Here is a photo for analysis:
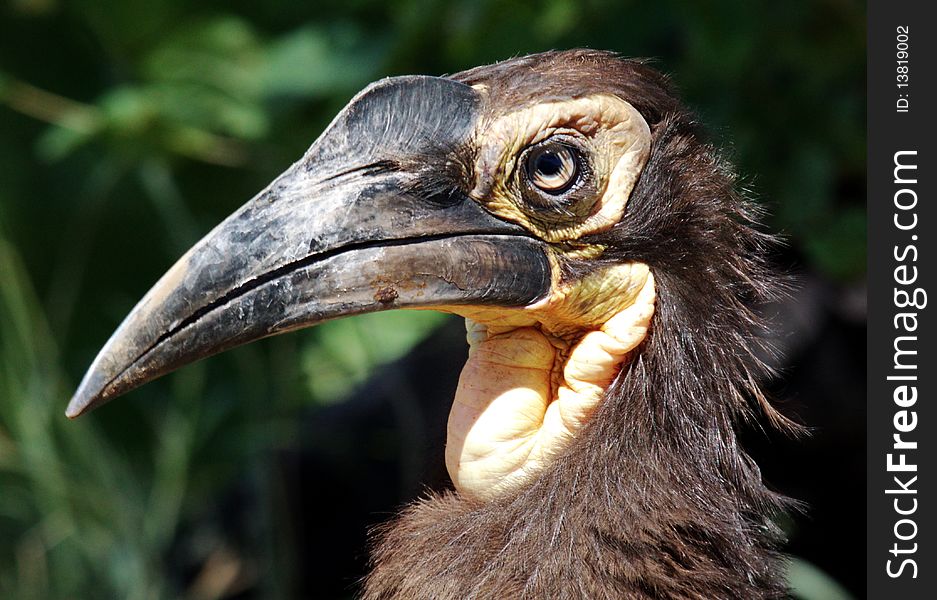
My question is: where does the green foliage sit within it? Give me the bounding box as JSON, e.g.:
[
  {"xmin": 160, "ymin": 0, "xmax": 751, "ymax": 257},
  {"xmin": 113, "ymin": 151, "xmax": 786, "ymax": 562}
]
[
  {"xmin": 1, "ymin": 230, "xmax": 164, "ymax": 599},
  {"xmin": 303, "ymin": 311, "xmax": 450, "ymax": 403},
  {"xmin": 0, "ymin": 0, "xmax": 864, "ymax": 597},
  {"xmin": 787, "ymin": 556, "xmax": 855, "ymax": 600}
]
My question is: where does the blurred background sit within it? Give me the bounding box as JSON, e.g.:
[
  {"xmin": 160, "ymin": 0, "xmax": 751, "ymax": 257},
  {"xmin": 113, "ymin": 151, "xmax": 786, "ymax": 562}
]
[{"xmin": 0, "ymin": 1, "xmax": 865, "ymax": 599}]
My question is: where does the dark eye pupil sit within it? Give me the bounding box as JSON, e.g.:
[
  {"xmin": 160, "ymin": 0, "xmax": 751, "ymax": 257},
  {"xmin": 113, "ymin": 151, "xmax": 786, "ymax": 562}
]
[
  {"xmin": 536, "ymin": 152, "xmax": 563, "ymax": 176},
  {"xmin": 524, "ymin": 140, "xmax": 581, "ymax": 197}
]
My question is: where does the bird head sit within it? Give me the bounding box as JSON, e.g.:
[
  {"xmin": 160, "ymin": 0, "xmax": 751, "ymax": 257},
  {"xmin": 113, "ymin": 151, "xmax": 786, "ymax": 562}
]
[{"xmin": 68, "ymin": 51, "xmax": 781, "ymax": 501}]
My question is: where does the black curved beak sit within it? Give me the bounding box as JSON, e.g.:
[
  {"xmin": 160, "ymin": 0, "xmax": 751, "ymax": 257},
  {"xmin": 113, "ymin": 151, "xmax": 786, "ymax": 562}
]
[{"xmin": 67, "ymin": 76, "xmax": 551, "ymax": 418}]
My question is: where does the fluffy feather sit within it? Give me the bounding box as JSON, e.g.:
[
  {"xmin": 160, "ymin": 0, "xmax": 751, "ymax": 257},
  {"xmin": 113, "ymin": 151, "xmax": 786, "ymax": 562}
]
[{"xmin": 363, "ymin": 51, "xmax": 792, "ymax": 599}]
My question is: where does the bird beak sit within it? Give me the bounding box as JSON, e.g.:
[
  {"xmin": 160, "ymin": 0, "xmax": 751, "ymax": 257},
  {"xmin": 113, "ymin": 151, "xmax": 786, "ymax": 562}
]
[{"xmin": 67, "ymin": 76, "xmax": 551, "ymax": 418}]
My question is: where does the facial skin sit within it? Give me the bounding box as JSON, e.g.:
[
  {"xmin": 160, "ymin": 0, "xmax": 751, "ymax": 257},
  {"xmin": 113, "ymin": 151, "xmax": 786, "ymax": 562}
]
[
  {"xmin": 441, "ymin": 94, "xmax": 657, "ymax": 501},
  {"xmin": 469, "ymin": 93, "xmax": 652, "ymax": 242}
]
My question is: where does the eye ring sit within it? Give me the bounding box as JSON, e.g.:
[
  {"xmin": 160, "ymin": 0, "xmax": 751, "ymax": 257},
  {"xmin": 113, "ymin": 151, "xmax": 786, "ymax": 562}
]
[{"xmin": 525, "ymin": 141, "xmax": 580, "ymax": 195}]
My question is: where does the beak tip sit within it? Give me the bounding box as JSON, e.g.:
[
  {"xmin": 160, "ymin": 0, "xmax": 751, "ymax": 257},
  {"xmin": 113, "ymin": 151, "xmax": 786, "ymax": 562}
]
[
  {"xmin": 66, "ymin": 369, "xmax": 111, "ymax": 419},
  {"xmin": 65, "ymin": 389, "xmax": 96, "ymax": 419},
  {"xmin": 64, "ymin": 399, "xmax": 85, "ymax": 419}
]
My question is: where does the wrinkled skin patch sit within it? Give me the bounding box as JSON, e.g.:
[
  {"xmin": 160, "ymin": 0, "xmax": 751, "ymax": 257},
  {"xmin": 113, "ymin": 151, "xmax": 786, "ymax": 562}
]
[
  {"xmin": 439, "ymin": 95, "xmax": 656, "ymax": 501},
  {"xmin": 469, "ymin": 94, "xmax": 651, "ymax": 243},
  {"xmin": 445, "ymin": 264, "xmax": 656, "ymax": 501}
]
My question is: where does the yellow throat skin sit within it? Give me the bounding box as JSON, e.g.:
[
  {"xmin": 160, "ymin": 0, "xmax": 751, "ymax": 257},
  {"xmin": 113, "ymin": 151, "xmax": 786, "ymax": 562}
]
[{"xmin": 446, "ymin": 262, "xmax": 656, "ymax": 501}]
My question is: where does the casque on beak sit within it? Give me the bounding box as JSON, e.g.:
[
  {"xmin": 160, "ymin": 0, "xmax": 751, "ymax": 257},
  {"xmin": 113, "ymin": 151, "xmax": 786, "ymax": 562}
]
[{"xmin": 67, "ymin": 75, "xmax": 552, "ymax": 418}]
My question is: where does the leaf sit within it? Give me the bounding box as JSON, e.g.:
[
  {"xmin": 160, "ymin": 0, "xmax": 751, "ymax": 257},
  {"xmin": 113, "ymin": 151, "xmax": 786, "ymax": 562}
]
[
  {"xmin": 301, "ymin": 311, "xmax": 450, "ymax": 403},
  {"xmin": 262, "ymin": 23, "xmax": 388, "ymax": 99},
  {"xmin": 786, "ymin": 556, "xmax": 854, "ymax": 600},
  {"xmin": 143, "ymin": 15, "xmax": 265, "ymax": 100}
]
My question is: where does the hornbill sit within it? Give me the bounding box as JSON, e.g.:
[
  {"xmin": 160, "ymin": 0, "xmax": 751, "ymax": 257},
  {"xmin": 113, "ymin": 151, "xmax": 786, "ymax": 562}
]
[{"xmin": 68, "ymin": 50, "xmax": 792, "ymax": 598}]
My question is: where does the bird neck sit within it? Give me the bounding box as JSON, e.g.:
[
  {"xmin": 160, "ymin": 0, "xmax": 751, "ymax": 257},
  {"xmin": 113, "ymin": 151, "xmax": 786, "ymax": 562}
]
[
  {"xmin": 552, "ymin": 273, "xmax": 788, "ymax": 596},
  {"xmin": 364, "ymin": 293, "xmax": 789, "ymax": 599}
]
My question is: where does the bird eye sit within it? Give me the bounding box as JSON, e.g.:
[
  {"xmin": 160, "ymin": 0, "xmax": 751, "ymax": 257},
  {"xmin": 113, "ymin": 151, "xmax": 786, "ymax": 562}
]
[{"xmin": 525, "ymin": 142, "xmax": 579, "ymax": 194}]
